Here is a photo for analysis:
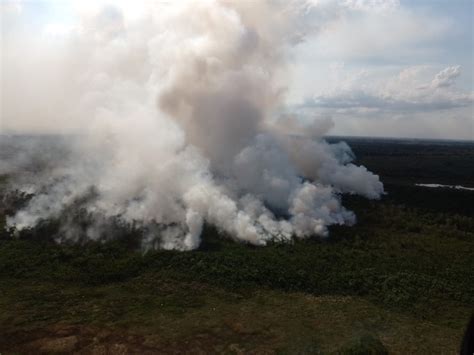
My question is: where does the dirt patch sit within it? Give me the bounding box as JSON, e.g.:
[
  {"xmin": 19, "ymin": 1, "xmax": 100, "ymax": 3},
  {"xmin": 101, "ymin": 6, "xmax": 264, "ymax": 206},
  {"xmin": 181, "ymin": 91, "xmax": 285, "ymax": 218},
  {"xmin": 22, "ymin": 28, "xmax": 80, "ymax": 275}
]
[
  {"xmin": 33, "ymin": 335, "xmax": 78, "ymax": 353},
  {"xmin": 1, "ymin": 324, "xmax": 158, "ymax": 354},
  {"xmin": 0, "ymin": 323, "xmax": 275, "ymax": 354}
]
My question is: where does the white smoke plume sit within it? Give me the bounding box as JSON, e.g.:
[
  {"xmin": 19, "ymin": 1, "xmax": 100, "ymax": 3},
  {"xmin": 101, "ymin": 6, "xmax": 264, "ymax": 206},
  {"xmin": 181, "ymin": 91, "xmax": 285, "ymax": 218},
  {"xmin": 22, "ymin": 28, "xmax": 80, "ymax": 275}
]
[{"xmin": 1, "ymin": 0, "xmax": 384, "ymax": 250}]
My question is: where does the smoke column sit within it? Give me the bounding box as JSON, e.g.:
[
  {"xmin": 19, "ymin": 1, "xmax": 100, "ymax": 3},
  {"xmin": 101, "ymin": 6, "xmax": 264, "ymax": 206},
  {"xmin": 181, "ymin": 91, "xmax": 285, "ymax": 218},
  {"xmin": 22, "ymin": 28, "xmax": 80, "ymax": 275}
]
[{"xmin": 1, "ymin": 0, "xmax": 384, "ymax": 250}]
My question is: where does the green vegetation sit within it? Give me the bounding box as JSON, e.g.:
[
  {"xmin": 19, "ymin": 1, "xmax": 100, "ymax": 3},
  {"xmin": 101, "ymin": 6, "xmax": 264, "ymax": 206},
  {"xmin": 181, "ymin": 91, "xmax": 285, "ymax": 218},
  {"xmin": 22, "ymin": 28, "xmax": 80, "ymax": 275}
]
[
  {"xmin": 0, "ymin": 140, "xmax": 473, "ymax": 353},
  {"xmin": 0, "ymin": 191, "xmax": 472, "ymax": 353},
  {"xmin": 343, "ymin": 138, "xmax": 474, "ymax": 187}
]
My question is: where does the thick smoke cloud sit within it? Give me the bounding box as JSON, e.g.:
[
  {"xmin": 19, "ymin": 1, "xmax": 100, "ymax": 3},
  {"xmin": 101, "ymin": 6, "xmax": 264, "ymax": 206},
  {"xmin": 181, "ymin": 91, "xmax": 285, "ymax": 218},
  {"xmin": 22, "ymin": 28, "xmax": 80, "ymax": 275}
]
[{"xmin": 1, "ymin": 0, "xmax": 383, "ymax": 250}]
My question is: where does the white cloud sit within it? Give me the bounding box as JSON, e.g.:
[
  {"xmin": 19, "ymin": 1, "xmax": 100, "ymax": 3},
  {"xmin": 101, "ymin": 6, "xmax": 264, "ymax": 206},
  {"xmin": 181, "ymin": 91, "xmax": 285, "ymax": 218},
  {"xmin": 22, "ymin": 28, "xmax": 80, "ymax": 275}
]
[
  {"xmin": 304, "ymin": 65, "xmax": 473, "ymax": 112},
  {"xmin": 341, "ymin": 0, "xmax": 400, "ymax": 13},
  {"xmin": 430, "ymin": 65, "xmax": 461, "ymax": 89},
  {"xmin": 297, "ymin": 65, "xmax": 474, "ymax": 139}
]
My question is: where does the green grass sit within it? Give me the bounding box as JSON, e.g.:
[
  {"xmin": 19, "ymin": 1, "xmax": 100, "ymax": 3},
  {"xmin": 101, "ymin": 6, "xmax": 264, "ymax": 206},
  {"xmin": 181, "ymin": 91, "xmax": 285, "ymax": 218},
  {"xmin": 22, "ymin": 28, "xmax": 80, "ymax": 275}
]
[{"xmin": 0, "ymin": 185, "xmax": 473, "ymax": 353}]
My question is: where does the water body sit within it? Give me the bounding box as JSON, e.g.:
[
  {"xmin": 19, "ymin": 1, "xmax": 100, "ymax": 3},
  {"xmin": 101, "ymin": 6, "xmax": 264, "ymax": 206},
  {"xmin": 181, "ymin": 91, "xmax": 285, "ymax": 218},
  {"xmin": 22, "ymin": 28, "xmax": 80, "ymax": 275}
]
[{"xmin": 415, "ymin": 183, "xmax": 474, "ymax": 191}]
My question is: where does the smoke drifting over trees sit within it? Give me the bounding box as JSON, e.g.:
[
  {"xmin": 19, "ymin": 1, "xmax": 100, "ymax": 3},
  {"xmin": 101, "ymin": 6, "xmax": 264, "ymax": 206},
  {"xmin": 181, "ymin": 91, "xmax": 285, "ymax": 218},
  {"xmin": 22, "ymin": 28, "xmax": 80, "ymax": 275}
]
[{"xmin": 1, "ymin": 1, "xmax": 383, "ymax": 249}]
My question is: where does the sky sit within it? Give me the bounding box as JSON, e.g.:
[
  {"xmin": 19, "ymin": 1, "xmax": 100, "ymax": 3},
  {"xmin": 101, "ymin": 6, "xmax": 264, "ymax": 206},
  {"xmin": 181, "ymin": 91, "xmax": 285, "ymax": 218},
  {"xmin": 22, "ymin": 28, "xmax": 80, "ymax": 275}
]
[
  {"xmin": 1, "ymin": 0, "xmax": 473, "ymax": 140},
  {"xmin": 288, "ymin": 0, "xmax": 474, "ymax": 140}
]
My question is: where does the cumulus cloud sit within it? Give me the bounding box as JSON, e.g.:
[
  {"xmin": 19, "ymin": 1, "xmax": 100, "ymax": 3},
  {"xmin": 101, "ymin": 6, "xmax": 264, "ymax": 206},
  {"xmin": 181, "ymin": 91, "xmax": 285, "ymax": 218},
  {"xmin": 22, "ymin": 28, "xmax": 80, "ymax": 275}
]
[
  {"xmin": 296, "ymin": 64, "xmax": 473, "ymax": 140},
  {"xmin": 1, "ymin": 1, "xmax": 383, "ymax": 250},
  {"xmin": 303, "ymin": 65, "xmax": 473, "ymax": 113},
  {"xmin": 431, "ymin": 65, "xmax": 461, "ymax": 88}
]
